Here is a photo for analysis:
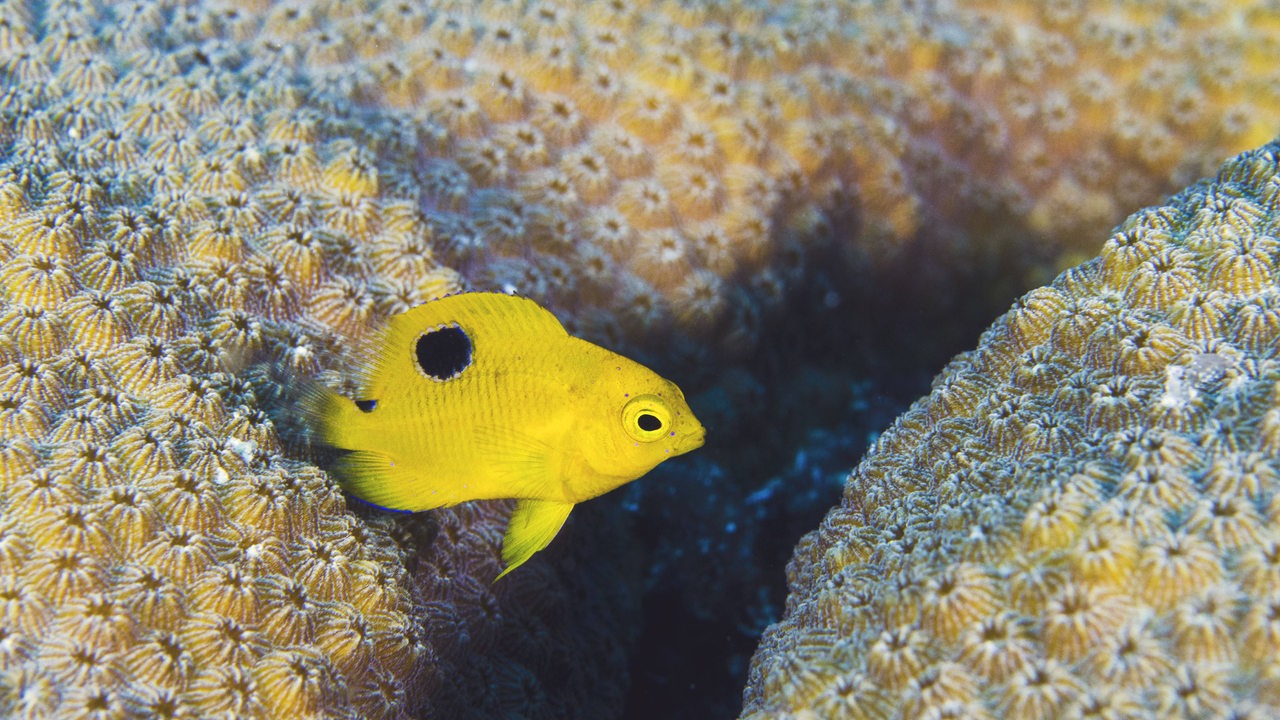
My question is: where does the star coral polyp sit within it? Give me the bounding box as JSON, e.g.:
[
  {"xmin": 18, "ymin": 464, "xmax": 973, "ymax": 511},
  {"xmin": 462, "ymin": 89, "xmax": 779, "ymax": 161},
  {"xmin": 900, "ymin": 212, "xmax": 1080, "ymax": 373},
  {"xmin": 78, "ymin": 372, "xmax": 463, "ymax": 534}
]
[{"xmin": 743, "ymin": 142, "xmax": 1280, "ymax": 718}]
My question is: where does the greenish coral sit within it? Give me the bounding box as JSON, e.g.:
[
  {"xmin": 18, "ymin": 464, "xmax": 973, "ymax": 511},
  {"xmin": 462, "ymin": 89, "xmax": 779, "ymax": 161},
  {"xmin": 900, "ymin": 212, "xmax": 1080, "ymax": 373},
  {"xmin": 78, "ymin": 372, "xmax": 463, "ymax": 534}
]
[{"xmin": 741, "ymin": 141, "xmax": 1280, "ymax": 718}]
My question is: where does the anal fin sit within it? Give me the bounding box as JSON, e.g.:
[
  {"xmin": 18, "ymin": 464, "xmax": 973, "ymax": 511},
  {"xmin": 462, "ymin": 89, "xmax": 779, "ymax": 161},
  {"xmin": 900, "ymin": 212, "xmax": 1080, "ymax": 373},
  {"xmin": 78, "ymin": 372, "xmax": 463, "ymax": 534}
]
[{"xmin": 496, "ymin": 499, "xmax": 575, "ymax": 581}]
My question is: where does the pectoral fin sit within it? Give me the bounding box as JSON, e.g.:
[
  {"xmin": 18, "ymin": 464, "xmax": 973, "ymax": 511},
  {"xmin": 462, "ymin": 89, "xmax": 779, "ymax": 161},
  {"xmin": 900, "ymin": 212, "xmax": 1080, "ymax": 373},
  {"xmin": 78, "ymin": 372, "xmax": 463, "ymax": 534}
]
[
  {"xmin": 473, "ymin": 425, "xmax": 558, "ymax": 498},
  {"xmin": 496, "ymin": 499, "xmax": 575, "ymax": 581}
]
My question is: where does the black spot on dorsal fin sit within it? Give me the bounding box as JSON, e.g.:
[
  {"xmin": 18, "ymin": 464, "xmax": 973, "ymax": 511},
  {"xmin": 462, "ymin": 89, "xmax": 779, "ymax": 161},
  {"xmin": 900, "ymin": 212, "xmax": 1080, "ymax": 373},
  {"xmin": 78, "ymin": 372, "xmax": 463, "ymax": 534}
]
[{"xmin": 415, "ymin": 324, "xmax": 472, "ymax": 381}]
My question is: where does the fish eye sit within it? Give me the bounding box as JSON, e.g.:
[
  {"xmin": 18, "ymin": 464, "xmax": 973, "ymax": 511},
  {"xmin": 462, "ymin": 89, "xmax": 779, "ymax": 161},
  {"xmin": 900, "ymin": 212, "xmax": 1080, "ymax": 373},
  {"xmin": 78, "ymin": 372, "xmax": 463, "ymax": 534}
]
[
  {"xmin": 622, "ymin": 394, "xmax": 672, "ymax": 442},
  {"xmin": 415, "ymin": 324, "xmax": 472, "ymax": 381}
]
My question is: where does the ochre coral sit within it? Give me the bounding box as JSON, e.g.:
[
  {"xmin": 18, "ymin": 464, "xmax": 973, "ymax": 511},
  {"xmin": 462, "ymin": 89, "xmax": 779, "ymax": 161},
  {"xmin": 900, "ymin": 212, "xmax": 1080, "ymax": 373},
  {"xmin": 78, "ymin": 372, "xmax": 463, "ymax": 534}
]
[
  {"xmin": 741, "ymin": 142, "xmax": 1280, "ymax": 717},
  {"xmin": 231, "ymin": 0, "xmax": 1280, "ymax": 362},
  {"xmin": 0, "ymin": 1, "xmax": 632, "ymax": 718}
]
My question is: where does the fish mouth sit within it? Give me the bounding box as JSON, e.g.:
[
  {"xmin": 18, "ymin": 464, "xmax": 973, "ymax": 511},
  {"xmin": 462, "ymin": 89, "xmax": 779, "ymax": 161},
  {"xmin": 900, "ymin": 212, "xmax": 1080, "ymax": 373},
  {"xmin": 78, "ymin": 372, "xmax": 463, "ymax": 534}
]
[{"xmin": 675, "ymin": 425, "xmax": 707, "ymax": 454}]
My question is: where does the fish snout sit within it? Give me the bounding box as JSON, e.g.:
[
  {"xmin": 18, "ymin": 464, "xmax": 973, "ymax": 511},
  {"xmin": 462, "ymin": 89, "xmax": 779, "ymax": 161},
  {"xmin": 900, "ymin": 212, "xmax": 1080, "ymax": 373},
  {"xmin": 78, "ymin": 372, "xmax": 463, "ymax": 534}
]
[{"xmin": 676, "ymin": 424, "xmax": 707, "ymax": 454}]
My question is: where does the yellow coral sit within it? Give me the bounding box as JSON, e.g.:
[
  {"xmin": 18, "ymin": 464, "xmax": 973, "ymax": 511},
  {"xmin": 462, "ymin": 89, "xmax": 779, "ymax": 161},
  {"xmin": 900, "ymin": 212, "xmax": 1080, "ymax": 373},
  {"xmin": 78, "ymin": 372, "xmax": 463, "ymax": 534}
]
[{"xmin": 742, "ymin": 142, "xmax": 1280, "ymax": 717}]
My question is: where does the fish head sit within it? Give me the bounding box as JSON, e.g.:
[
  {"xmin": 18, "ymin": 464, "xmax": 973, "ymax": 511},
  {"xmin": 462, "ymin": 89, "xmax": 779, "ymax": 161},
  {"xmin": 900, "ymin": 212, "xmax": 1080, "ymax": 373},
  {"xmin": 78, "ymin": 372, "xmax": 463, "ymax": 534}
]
[{"xmin": 576, "ymin": 359, "xmax": 706, "ymax": 484}]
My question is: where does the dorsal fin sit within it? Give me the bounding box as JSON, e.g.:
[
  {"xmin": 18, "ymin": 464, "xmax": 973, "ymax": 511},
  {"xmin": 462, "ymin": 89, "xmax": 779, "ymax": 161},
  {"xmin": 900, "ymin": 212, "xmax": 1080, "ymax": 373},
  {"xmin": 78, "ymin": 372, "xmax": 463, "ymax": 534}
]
[{"xmin": 353, "ymin": 292, "xmax": 567, "ymax": 398}]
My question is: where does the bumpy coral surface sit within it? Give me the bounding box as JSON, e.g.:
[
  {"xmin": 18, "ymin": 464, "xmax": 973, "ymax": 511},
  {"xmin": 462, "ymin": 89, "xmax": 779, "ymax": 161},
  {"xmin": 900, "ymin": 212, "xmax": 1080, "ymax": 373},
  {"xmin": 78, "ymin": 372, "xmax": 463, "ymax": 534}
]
[
  {"xmin": 4, "ymin": 0, "xmax": 1279, "ymax": 717},
  {"xmin": 221, "ymin": 0, "xmax": 1280, "ymax": 366},
  {"xmin": 742, "ymin": 142, "xmax": 1280, "ymax": 718},
  {"xmin": 0, "ymin": 0, "xmax": 632, "ymax": 718}
]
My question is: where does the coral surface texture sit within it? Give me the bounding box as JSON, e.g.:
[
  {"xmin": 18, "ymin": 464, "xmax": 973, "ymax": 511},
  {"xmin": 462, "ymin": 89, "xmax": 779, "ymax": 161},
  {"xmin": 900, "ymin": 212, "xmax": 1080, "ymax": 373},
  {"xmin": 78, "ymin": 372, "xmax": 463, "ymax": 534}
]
[
  {"xmin": 2, "ymin": 0, "xmax": 1280, "ymax": 718},
  {"xmin": 743, "ymin": 142, "xmax": 1280, "ymax": 718},
  {"xmin": 0, "ymin": 0, "xmax": 638, "ymax": 718}
]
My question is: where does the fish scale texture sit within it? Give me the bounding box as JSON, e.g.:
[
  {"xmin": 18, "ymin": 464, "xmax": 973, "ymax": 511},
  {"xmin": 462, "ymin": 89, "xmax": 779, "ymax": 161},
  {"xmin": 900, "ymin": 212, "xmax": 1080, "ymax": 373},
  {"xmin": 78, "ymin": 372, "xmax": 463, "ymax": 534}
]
[{"xmin": 741, "ymin": 142, "xmax": 1280, "ymax": 718}]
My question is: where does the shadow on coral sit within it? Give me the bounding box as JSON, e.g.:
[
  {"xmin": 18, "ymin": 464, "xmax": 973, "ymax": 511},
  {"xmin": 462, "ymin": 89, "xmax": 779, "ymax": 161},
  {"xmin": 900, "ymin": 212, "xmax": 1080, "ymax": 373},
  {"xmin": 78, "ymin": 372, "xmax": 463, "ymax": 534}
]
[{"xmin": 616, "ymin": 237, "xmax": 1018, "ymax": 719}]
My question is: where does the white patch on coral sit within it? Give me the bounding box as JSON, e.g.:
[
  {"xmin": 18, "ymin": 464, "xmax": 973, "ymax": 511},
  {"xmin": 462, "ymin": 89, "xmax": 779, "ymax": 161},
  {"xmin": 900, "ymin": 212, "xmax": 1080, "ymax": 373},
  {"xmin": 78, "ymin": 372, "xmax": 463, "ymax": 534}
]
[
  {"xmin": 967, "ymin": 524, "xmax": 988, "ymax": 543},
  {"xmin": 1160, "ymin": 366, "xmax": 1192, "ymax": 408},
  {"xmin": 226, "ymin": 436, "xmax": 257, "ymax": 464},
  {"xmin": 1161, "ymin": 353, "xmax": 1233, "ymax": 408}
]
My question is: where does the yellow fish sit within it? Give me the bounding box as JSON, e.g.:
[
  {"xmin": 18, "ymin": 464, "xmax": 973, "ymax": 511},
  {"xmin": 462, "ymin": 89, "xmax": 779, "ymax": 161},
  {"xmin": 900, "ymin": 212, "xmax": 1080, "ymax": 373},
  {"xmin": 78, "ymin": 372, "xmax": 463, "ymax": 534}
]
[{"xmin": 305, "ymin": 292, "xmax": 706, "ymax": 579}]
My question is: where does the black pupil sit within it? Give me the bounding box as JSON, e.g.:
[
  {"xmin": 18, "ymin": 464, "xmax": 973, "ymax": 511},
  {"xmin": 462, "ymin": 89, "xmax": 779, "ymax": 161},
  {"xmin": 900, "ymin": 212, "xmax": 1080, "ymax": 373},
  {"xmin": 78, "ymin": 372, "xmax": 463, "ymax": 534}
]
[
  {"xmin": 416, "ymin": 326, "xmax": 472, "ymax": 380},
  {"xmin": 637, "ymin": 413, "xmax": 662, "ymax": 432}
]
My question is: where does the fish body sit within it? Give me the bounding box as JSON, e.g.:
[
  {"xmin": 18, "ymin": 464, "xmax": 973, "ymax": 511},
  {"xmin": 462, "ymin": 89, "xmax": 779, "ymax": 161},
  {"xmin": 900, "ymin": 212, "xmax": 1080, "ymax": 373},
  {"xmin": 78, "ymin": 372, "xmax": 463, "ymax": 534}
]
[{"xmin": 305, "ymin": 292, "xmax": 705, "ymax": 578}]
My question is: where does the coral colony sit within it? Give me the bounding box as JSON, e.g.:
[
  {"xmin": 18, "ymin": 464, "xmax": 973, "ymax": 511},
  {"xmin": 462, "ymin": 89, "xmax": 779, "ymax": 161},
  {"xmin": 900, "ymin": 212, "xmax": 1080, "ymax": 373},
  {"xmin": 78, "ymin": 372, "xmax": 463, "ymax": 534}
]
[
  {"xmin": 0, "ymin": 0, "xmax": 1278, "ymax": 717},
  {"xmin": 744, "ymin": 144, "xmax": 1280, "ymax": 718}
]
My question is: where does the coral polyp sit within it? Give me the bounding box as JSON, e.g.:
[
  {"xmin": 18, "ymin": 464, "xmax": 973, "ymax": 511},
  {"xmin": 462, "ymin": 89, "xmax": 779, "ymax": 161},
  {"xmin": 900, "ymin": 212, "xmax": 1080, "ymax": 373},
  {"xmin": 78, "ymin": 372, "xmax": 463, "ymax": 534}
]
[
  {"xmin": 743, "ymin": 143, "xmax": 1280, "ymax": 718},
  {"xmin": 0, "ymin": 0, "xmax": 649, "ymax": 715}
]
